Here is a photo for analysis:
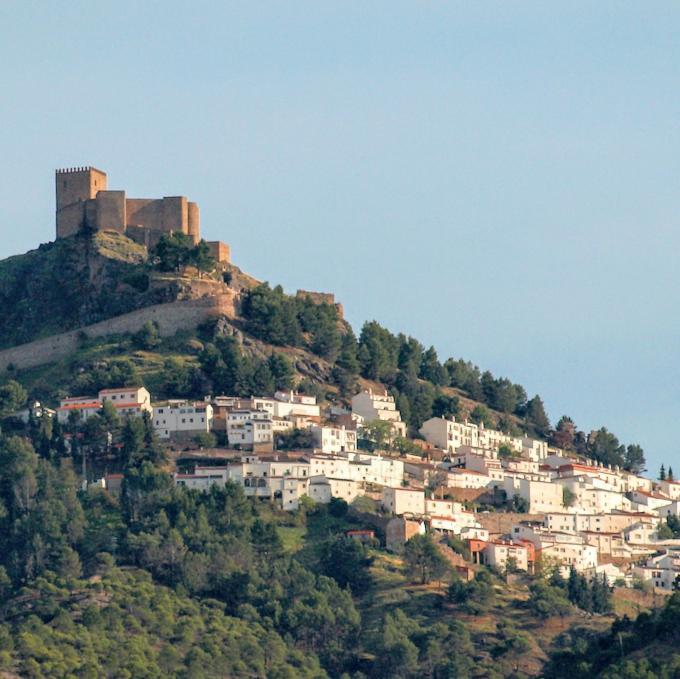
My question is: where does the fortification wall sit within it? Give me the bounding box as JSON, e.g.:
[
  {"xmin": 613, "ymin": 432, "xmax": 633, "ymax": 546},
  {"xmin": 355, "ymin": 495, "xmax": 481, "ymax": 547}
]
[{"xmin": 0, "ymin": 293, "xmax": 236, "ymax": 373}]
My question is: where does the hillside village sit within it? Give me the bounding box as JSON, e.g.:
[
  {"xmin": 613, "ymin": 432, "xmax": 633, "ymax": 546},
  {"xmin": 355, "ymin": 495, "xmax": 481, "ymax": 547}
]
[
  {"xmin": 3, "ymin": 166, "xmax": 680, "ymax": 677},
  {"xmin": 27, "ymin": 380, "xmax": 680, "ymax": 593}
]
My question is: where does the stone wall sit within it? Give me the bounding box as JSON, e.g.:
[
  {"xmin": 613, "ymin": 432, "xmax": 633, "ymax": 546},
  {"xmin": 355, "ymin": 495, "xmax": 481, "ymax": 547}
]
[{"xmin": 0, "ymin": 292, "xmax": 236, "ymax": 373}]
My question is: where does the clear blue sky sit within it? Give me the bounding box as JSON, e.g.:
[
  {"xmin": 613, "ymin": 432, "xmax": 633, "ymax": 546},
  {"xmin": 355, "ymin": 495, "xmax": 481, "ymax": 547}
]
[{"xmin": 1, "ymin": 2, "xmax": 679, "ymax": 475}]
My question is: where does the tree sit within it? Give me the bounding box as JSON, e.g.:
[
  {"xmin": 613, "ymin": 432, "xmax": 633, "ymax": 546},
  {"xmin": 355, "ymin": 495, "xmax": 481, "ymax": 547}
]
[
  {"xmin": 525, "ymin": 395, "xmax": 551, "ymax": 437},
  {"xmin": 624, "ymin": 444, "xmax": 645, "ymax": 474},
  {"xmin": 563, "ymin": 487, "xmax": 576, "ymax": 508},
  {"xmin": 403, "ymin": 534, "xmax": 449, "ymax": 584},
  {"xmin": 420, "ymin": 347, "xmax": 448, "ymax": 386},
  {"xmin": 0, "ymin": 380, "xmax": 27, "ymax": 419},
  {"xmin": 193, "ymin": 432, "xmax": 217, "ymax": 449},
  {"xmin": 319, "ymin": 536, "xmax": 373, "ymax": 595},
  {"xmin": 511, "ymin": 494, "xmax": 529, "ymax": 513},
  {"xmin": 591, "ymin": 573, "xmax": 612, "ymax": 613},
  {"xmin": 552, "ymin": 416, "xmax": 576, "ymax": 450},
  {"xmin": 498, "ymin": 444, "xmax": 519, "ymax": 460},
  {"xmin": 267, "ymin": 354, "xmax": 295, "ymax": 390},
  {"xmin": 188, "ymin": 240, "xmax": 216, "ymax": 276},
  {"xmin": 567, "ymin": 566, "xmax": 592, "ymax": 611},
  {"xmin": 360, "ymin": 419, "xmax": 394, "ymax": 451},
  {"xmin": 134, "ymin": 321, "xmax": 160, "ymax": 350},
  {"xmin": 669, "ymin": 466, "xmax": 675, "ymax": 482},
  {"xmin": 153, "ymin": 231, "xmax": 194, "ymax": 272},
  {"xmin": 431, "ymin": 392, "xmax": 459, "ymax": 419},
  {"xmin": 275, "ymin": 428, "xmax": 314, "ymax": 451},
  {"xmin": 469, "ymin": 405, "xmax": 493, "ymax": 428},
  {"xmin": 528, "ymin": 580, "xmax": 572, "ymax": 618},
  {"xmin": 660, "ymin": 464, "xmax": 667, "ymax": 481}
]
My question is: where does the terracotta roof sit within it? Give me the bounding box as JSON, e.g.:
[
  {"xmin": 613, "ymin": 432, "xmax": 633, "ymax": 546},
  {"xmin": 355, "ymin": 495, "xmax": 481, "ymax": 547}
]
[{"xmin": 57, "ymin": 402, "xmax": 101, "ymax": 411}]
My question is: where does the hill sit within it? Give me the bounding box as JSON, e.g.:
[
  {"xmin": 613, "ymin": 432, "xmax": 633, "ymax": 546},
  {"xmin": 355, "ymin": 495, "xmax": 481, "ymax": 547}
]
[
  {"xmin": 0, "ymin": 231, "xmax": 646, "ymax": 472},
  {"xmin": 0, "ymin": 231, "xmax": 665, "ymax": 678}
]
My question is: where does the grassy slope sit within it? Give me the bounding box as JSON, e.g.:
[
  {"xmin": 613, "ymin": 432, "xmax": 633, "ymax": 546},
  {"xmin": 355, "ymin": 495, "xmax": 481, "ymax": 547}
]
[{"xmin": 277, "ymin": 510, "xmax": 656, "ymax": 678}]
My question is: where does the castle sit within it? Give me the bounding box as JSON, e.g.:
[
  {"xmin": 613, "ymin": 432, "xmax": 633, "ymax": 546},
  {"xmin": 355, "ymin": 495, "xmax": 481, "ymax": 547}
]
[{"xmin": 55, "ymin": 166, "xmax": 229, "ymax": 262}]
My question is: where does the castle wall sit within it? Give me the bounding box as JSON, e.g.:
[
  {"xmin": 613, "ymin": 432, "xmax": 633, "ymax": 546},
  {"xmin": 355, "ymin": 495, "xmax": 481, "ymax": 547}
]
[
  {"xmin": 125, "ymin": 198, "xmax": 165, "ymax": 231},
  {"xmin": 207, "ymin": 241, "xmax": 231, "ymax": 263},
  {"xmin": 188, "ymin": 202, "xmax": 200, "ymax": 243},
  {"xmin": 56, "ymin": 167, "xmax": 107, "ymax": 211},
  {"xmin": 162, "ymin": 196, "xmax": 188, "ymax": 234},
  {"xmin": 95, "ymin": 191, "xmax": 126, "ymax": 233},
  {"xmin": 56, "ymin": 202, "xmax": 85, "ymax": 238},
  {"xmin": 55, "ymin": 168, "xmax": 209, "ymax": 250},
  {"xmin": 0, "ymin": 293, "xmax": 237, "ymax": 373}
]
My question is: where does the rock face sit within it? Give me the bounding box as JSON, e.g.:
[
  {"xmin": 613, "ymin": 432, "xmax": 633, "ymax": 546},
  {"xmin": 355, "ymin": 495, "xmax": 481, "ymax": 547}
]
[{"xmin": 0, "ymin": 232, "xmax": 233, "ymax": 350}]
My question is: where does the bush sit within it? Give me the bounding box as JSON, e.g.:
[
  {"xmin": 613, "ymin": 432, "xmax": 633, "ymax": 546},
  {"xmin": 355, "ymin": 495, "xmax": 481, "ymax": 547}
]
[{"xmin": 194, "ymin": 432, "xmax": 217, "ymax": 449}]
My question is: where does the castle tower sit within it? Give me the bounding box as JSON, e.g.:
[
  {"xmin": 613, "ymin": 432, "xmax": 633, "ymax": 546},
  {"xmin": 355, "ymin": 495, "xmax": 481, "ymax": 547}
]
[{"xmin": 55, "ymin": 166, "xmax": 107, "ymax": 238}]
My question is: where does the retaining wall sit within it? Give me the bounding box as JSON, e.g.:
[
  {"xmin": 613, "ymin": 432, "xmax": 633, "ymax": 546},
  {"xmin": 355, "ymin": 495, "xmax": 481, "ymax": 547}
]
[{"xmin": 0, "ymin": 292, "xmax": 236, "ymax": 372}]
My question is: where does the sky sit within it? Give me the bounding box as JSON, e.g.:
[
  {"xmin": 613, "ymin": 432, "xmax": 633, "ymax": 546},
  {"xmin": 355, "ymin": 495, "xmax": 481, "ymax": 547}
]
[{"xmin": 1, "ymin": 2, "xmax": 679, "ymax": 475}]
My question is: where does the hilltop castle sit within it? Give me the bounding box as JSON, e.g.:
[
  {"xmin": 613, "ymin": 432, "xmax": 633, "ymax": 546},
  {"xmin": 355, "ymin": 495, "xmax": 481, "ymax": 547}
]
[{"xmin": 55, "ymin": 166, "xmax": 229, "ymax": 262}]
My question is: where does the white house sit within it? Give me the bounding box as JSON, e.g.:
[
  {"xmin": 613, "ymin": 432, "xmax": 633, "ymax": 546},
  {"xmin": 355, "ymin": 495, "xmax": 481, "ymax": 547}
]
[
  {"xmin": 227, "ymin": 409, "xmax": 274, "ymax": 449},
  {"xmin": 153, "ymin": 400, "xmax": 214, "ymax": 439},
  {"xmin": 310, "ymin": 424, "xmax": 357, "ymax": 454},
  {"xmin": 352, "ymin": 390, "xmax": 407, "ymax": 437},
  {"xmin": 56, "ymin": 386, "xmax": 152, "ymax": 424},
  {"xmin": 503, "ymin": 477, "xmax": 564, "ymax": 513},
  {"xmin": 382, "ymin": 487, "xmax": 425, "ymax": 516}
]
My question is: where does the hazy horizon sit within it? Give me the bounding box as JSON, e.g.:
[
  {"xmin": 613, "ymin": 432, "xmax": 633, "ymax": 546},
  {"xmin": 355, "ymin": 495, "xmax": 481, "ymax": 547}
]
[{"xmin": 2, "ymin": 2, "xmax": 679, "ymax": 475}]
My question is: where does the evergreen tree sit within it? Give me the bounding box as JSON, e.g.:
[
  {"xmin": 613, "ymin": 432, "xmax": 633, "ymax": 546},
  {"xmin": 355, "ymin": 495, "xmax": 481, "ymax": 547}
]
[
  {"xmin": 526, "ymin": 395, "xmax": 551, "ymax": 437},
  {"xmin": 660, "ymin": 464, "xmax": 666, "ymax": 481}
]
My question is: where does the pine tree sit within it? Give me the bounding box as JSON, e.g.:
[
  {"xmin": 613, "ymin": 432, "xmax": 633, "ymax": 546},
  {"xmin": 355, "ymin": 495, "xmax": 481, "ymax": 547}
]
[
  {"xmin": 669, "ymin": 466, "xmax": 675, "ymax": 481},
  {"xmin": 660, "ymin": 464, "xmax": 667, "ymax": 481}
]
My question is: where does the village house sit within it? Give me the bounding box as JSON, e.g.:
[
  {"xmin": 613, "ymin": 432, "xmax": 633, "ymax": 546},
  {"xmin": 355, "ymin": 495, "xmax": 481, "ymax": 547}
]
[
  {"xmin": 351, "ymin": 389, "xmax": 407, "ymax": 437},
  {"xmin": 382, "ymin": 487, "xmax": 425, "ymax": 516},
  {"xmin": 310, "ymin": 424, "xmax": 357, "ymax": 454},
  {"xmin": 152, "ymin": 400, "xmax": 213, "ymax": 440},
  {"xmin": 227, "ymin": 409, "xmax": 274, "ymax": 450},
  {"xmin": 57, "ymin": 386, "xmax": 152, "ymax": 424},
  {"xmin": 503, "ymin": 476, "xmax": 564, "ymax": 513}
]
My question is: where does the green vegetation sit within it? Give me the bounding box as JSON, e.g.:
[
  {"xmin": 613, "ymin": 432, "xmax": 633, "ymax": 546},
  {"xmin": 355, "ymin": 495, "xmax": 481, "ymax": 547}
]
[
  {"xmin": 0, "ymin": 232, "xmax": 161, "ymax": 349},
  {"xmin": 545, "ymin": 592, "xmax": 680, "ymax": 678},
  {"xmin": 153, "ymin": 232, "xmax": 215, "ymax": 275}
]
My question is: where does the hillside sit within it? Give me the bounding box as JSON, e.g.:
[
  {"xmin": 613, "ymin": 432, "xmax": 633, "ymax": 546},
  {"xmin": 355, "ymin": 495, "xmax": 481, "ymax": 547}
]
[
  {"xmin": 0, "ymin": 232, "xmax": 666, "ymax": 679},
  {"xmin": 0, "ymin": 231, "xmax": 645, "ymax": 469},
  {"xmin": 0, "ymin": 231, "xmax": 240, "ymax": 351}
]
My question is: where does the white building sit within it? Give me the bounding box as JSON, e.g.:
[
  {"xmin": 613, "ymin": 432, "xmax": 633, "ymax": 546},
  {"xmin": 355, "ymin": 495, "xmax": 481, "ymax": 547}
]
[
  {"xmin": 503, "ymin": 477, "xmax": 564, "ymax": 513},
  {"xmin": 310, "ymin": 425, "xmax": 357, "ymax": 454},
  {"xmin": 153, "ymin": 400, "xmax": 214, "ymax": 439},
  {"xmin": 57, "ymin": 386, "xmax": 152, "ymax": 424},
  {"xmin": 632, "ymin": 549, "xmax": 680, "ymax": 591},
  {"xmin": 351, "ymin": 390, "xmax": 407, "ymax": 437},
  {"xmin": 382, "ymin": 487, "xmax": 425, "ymax": 516},
  {"xmin": 227, "ymin": 409, "xmax": 274, "ymax": 449}
]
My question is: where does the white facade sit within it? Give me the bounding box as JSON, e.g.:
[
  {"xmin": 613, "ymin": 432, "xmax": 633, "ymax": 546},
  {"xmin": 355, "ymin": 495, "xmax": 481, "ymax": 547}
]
[
  {"xmin": 504, "ymin": 477, "xmax": 564, "ymax": 513},
  {"xmin": 382, "ymin": 487, "xmax": 425, "ymax": 516},
  {"xmin": 483, "ymin": 541, "xmax": 530, "ymax": 572},
  {"xmin": 227, "ymin": 410, "xmax": 273, "ymax": 448},
  {"xmin": 351, "ymin": 390, "xmax": 407, "ymax": 437},
  {"xmin": 310, "ymin": 425, "xmax": 357, "ymax": 454},
  {"xmin": 153, "ymin": 401, "xmax": 213, "ymax": 439},
  {"xmin": 57, "ymin": 386, "xmax": 152, "ymax": 424}
]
